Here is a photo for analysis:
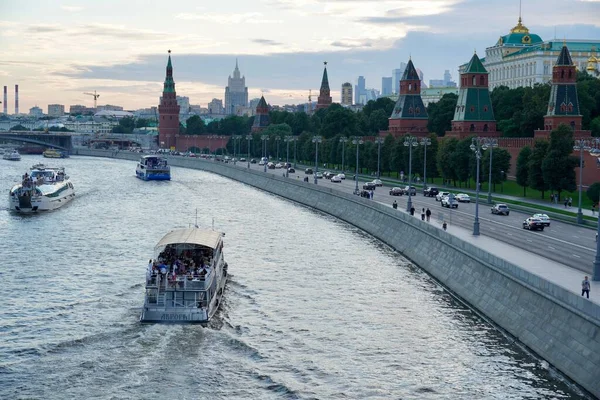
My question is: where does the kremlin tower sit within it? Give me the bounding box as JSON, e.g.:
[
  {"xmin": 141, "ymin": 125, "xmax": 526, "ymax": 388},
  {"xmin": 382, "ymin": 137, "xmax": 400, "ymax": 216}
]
[
  {"xmin": 316, "ymin": 62, "xmax": 332, "ymax": 110},
  {"xmin": 158, "ymin": 50, "xmax": 181, "ymax": 149},
  {"xmin": 251, "ymin": 95, "xmax": 270, "ymax": 132},
  {"xmin": 386, "ymin": 58, "xmax": 429, "ymax": 138}
]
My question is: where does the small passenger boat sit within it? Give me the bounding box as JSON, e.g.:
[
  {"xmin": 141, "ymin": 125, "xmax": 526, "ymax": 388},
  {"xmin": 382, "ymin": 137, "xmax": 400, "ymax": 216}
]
[
  {"xmin": 3, "ymin": 149, "xmax": 21, "ymax": 161},
  {"xmin": 43, "ymin": 148, "xmax": 69, "ymax": 158},
  {"xmin": 136, "ymin": 155, "xmax": 170, "ymax": 181},
  {"xmin": 8, "ymin": 163, "xmax": 75, "ymax": 213},
  {"xmin": 141, "ymin": 228, "xmax": 228, "ymax": 323}
]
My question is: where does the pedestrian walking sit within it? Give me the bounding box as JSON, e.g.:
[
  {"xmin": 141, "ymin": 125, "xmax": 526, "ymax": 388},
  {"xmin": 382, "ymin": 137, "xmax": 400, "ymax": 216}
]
[
  {"xmin": 421, "ymin": 208, "xmax": 425, "ymax": 221},
  {"xmin": 410, "ymin": 206, "xmax": 415, "ymax": 216},
  {"xmin": 442, "ymin": 221, "xmax": 447, "ymax": 231},
  {"xmin": 550, "ymin": 193, "xmax": 554, "ymax": 203},
  {"xmin": 564, "ymin": 199, "xmax": 568, "ymax": 208},
  {"xmin": 581, "ymin": 276, "xmax": 591, "ymax": 299},
  {"xmin": 568, "ymin": 197, "xmax": 572, "ymax": 207},
  {"xmin": 393, "ymin": 200, "xmax": 398, "ymax": 209},
  {"xmin": 426, "ymin": 208, "xmax": 431, "ymax": 222},
  {"xmin": 592, "ymin": 203, "xmax": 596, "ymax": 216}
]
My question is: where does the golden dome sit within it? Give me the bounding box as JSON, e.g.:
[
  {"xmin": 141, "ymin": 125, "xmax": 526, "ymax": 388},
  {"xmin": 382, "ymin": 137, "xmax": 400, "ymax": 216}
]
[{"xmin": 510, "ymin": 17, "xmax": 529, "ymax": 34}]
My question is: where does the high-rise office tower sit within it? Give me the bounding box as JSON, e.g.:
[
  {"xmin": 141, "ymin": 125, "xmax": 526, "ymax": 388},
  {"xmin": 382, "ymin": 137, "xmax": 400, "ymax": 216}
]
[
  {"xmin": 392, "ymin": 62, "xmax": 408, "ymax": 94},
  {"xmin": 341, "ymin": 82, "xmax": 353, "ymax": 105},
  {"xmin": 224, "ymin": 59, "xmax": 248, "ymax": 115},
  {"xmin": 381, "ymin": 77, "xmax": 392, "ymax": 96},
  {"xmin": 355, "ymin": 76, "xmax": 366, "ymax": 104}
]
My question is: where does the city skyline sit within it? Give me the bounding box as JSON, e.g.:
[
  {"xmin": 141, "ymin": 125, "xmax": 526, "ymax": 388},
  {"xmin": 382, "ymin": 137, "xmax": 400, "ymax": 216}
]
[{"xmin": 1, "ymin": 0, "xmax": 599, "ymax": 111}]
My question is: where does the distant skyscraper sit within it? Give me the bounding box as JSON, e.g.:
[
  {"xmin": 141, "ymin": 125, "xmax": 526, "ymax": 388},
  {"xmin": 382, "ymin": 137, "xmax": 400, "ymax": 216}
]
[
  {"xmin": 341, "ymin": 82, "xmax": 353, "ymax": 105},
  {"xmin": 429, "ymin": 69, "xmax": 457, "ymax": 88},
  {"xmin": 355, "ymin": 76, "xmax": 366, "ymax": 104},
  {"xmin": 381, "ymin": 77, "xmax": 392, "ymax": 96},
  {"xmin": 224, "ymin": 59, "xmax": 248, "ymax": 115},
  {"xmin": 392, "ymin": 62, "xmax": 408, "ymax": 94}
]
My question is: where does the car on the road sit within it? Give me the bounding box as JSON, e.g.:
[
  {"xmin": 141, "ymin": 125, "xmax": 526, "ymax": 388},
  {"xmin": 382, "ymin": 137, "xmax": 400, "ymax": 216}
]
[
  {"xmin": 337, "ymin": 173, "xmax": 346, "ymax": 180},
  {"xmin": 372, "ymin": 179, "xmax": 383, "ymax": 187},
  {"xmin": 305, "ymin": 168, "xmax": 313, "ymax": 175},
  {"xmin": 532, "ymin": 213, "xmax": 550, "ymax": 226},
  {"xmin": 239, "ymin": 157, "xmax": 246, "ymax": 162},
  {"xmin": 275, "ymin": 163, "xmax": 283, "ymax": 169},
  {"xmin": 491, "ymin": 203, "xmax": 510, "ymax": 215},
  {"xmin": 441, "ymin": 195, "xmax": 458, "ymax": 208},
  {"xmin": 389, "ymin": 187, "xmax": 404, "ymax": 196},
  {"xmin": 331, "ymin": 175, "xmax": 342, "ymax": 183},
  {"xmin": 523, "ymin": 217, "xmax": 545, "ymax": 231},
  {"xmin": 267, "ymin": 162, "xmax": 276, "ymax": 169},
  {"xmin": 436, "ymin": 191, "xmax": 450, "ymax": 201},
  {"xmin": 423, "ymin": 187, "xmax": 439, "ymax": 197},
  {"xmin": 363, "ymin": 182, "xmax": 377, "ymax": 190},
  {"xmin": 258, "ymin": 160, "xmax": 266, "ymax": 166},
  {"xmin": 359, "ymin": 190, "xmax": 371, "ymax": 198},
  {"xmin": 288, "ymin": 167, "xmax": 295, "ymax": 173},
  {"xmin": 323, "ymin": 171, "xmax": 333, "ymax": 179},
  {"xmin": 455, "ymin": 193, "xmax": 471, "ymax": 203},
  {"xmin": 250, "ymin": 158, "xmax": 257, "ymax": 164},
  {"xmin": 403, "ymin": 186, "xmax": 417, "ymax": 196},
  {"xmin": 315, "ymin": 172, "xmax": 323, "ymax": 179}
]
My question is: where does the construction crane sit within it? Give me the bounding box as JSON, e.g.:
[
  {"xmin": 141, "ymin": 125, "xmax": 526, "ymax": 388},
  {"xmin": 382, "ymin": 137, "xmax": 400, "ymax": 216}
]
[
  {"xmin": 83, "ymin": 90, "xmax": 100, "ymax": 109},
  {"xmin": 308, "ymin": 89, "xmax": 312, "ymax": 114}
]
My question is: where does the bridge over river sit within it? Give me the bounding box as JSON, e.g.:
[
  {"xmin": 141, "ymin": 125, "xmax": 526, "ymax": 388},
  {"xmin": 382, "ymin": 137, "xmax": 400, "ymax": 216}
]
[{"xmin": 0, "ymin": 130, "xmax": 72, "ymax": 151}]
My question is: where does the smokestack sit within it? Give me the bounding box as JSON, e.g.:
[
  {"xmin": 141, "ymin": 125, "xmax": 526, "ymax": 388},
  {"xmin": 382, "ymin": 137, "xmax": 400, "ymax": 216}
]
[
  {"xmin": 2, "ymin": 86, "xmax": 6, "ymax": 115},
  {"xmin": 15, "ymin": 84, "xmax": 19, "ymax": 115}
]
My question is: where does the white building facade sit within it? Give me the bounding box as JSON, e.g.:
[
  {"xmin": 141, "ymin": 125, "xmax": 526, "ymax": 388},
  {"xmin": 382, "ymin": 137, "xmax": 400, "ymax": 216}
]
[{"xmin": 47, "ymin": 104, "xmax": 65, "ymax": 117}]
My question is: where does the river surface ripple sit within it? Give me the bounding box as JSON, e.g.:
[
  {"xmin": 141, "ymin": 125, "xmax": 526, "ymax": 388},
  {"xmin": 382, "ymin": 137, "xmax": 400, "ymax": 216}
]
[{"xmin": 0, "ymin": 155, "xmax": 589, "ymax": 399}]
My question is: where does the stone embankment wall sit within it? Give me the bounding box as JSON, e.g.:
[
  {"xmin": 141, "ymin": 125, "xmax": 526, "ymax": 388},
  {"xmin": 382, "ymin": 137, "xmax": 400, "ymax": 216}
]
[{"xmin": 77, "ymin": 149, "xmax": 600, "ymax": 397}]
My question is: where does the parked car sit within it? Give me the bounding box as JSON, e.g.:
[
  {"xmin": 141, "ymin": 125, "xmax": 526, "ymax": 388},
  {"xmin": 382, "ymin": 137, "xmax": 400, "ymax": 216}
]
[
  {"xmin": 455, "ymin": 193, "xmax": 471, "ymax": 203},
  {"xmin": 436, "ymin": 191, "xmax": 450, "ymax": 201},
  {"xmin": 275, "ymin": 163, "xmax": 283, "ymax": 169},
  {"xmin": 523, "ymin": 217, "xmax": 545, "ymax": 231},
  {"xmin": 403, "ymin": 186, "xmax": 416, "ymax": 196},
  {"xmin": 359, "ymin": 190, "xmax": 371, "ymax": 198},
  {"xmin": 323, "ymin": 171, "xmax": 333, "ymax": 179},
  {"xmin": 372, "ymin": 179, "xmax": 383, "ymax": 187},
  {"xmin": 239, "ymin": 157, "xmax": 246, "ymax": 162},
  {"xmin": 267, "ymin": 162, "xmax": 276, "ymax": 169},
  {"xmin": 250, "ymin": 159, "xmax": 257, "ymax": 164},
  {"xmin": 338, "ymin": 173, "xmax": 346, "ymax": 180},
  {"xmin": 331, "ymin": 175, "xmax": 342, "ymax": 183},
  {"xmin": 389, "ymin": 187, "xmax": 404, "ymax": 196},
  {"xmin": 363, "ymin": 182, "xmax": 377, "ymax": 190},
  {"xmin": 532, "ymin": 213, "xmax": 551, "ymax": 226},
  {"xmin": 423, "ymin": 187, "xmax": 439, "ymax": 197},
  {"xmin": 258, "ymin": 160, "xmax": 266, "ymax": 165},
  {"xmin": 288, "ymin": 167, "xmax": 296, "ymax": 173},
  {"xmin": 305, "ymin": 168, "xmax": 313, "ymax": 175},
  {"xmin": 441, "ymin": 195, "xmax": 458, "ymax": 208},
  {"xmin": 491, "ymin": 203, "xmax": 510, "ymax": 215},
  {"xmin": 315, "ymin": 172, "xmax": 323, "ymax": 179}
]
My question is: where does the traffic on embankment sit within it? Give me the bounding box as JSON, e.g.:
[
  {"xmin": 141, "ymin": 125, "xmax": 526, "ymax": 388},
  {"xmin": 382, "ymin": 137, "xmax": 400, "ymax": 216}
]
[{"xmin": 76, "ymin": 148, "xmax": 600, "ymax": 398}]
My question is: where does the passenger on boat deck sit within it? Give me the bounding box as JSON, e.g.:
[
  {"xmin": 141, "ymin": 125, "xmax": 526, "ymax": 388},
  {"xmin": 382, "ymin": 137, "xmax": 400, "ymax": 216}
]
[
  {"xmin": 159, "ymin": 262, "xmax": 167, "ymax": 275},
  {"xmin": 146, "ymin": 259, "xmax": 153, "ymax": 280}
]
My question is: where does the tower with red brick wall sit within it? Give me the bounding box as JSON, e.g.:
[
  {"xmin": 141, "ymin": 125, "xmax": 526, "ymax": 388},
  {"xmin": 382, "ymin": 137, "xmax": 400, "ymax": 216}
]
[
  {"xmin": 446, "ymin": 52, "xmax": 499, "ymax": 139},
  {"xmin": 316, "ymin": 62, "xmax": 332, "ymax": 110},
  {"xmin": 251, "ymin": 95, "xmax": 270, "ymax": 132},
  {"xmin": 386, "ymin": 58, "xmax": 429, "ymax": 138},
  {"xmin": 158, "ymin": 50, "xmax": 180, "ymax": 149},
  {"xmin": 535, "ymin": 44, "xmax": 591, "ymax": 139}
]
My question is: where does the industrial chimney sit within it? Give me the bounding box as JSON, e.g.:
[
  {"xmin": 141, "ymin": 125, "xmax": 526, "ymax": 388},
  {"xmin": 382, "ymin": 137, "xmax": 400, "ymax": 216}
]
[
  {"xmin": 15, "ymin": 84, "xmax": 19, "ymax": 115},
  {"xmin": 2, "ymin": 86, "xmax": 6, "ymax": 115}
]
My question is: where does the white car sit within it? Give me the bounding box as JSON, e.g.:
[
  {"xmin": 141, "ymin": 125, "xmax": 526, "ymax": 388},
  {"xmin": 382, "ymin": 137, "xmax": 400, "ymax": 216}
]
[
  {"xmin": 275, "ymin": 163, "xmax": 283, "ymax": 169},
  {"xmin": 331, "ymin": 175, "xmax": 342, "ymax": 183},
  {"xmin": 532, "ymin": 213, "xmax": 550, "ymax": 226},
  {"xmin": 436, "ymin": 192, "xmax": 450, "ymax": 201},
  {"xmin": 372, "ymin": 179, "xmax": 383, "ymax": 187},
  {"xmin": 258, "ymin": 160, "xmax": 266, "ymax": 166},
  {"xmin": 455, "ymin": 193, "xmax": 471, "ymax": 203},
  {"xmin": 338, "ymin": 173, "xmax": 345, "ymax": 180},
  {"xmin": 315, "ymin": 172, "xmax": 323, "ymax": 179}
]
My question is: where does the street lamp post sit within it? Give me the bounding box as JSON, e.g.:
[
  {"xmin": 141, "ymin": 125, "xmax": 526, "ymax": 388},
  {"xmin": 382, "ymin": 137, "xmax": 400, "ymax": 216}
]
[
  {"xmin": 574, "ymin": 139, "xmax": 591, "ymax": 224},
  {"xmin": 232, "ymin": 135, "xmax": 242, "ymax": 163},
  {"xmin": 404, "ymin": 136, "xmax": 419, "ymax": 212},
  {"xmin": 246, "ymin": 134, "xmax": 252, "ymax": 168},
  {"xmin": 340, "ymin": 136, "xmax": 348, "ymax": 172},
  {"xmin": 261, "ymin": 134, "xmax": 268, "ymax": 172},
  {"xmin": 275, "ymin": 136, "xmax": 281, "ymax": 161},
  {"xmin": 284, "ymin": 135, "xmax": 293, "ymax": 177},
  {"xmin": 312, "ymin": 135, "xmax": 322, "ymax": 184},
  {"xmin": 419, "ymin": 137, "xmax": 431, "ymax": 191},
  {"xmin": 374, "ymin": 137, "xmax": 384, "ymax": 179},
  {"xmin": 482, "ymin": 138, "xmax": 498, "ymax": 204},
  {"xmin": 352, "ymin": 137, "xmax": 364, "ymax": 194},
  {"xmin": 500, "ymin": 170, "xmax": 504, "ymax": 193},
  {"xmin": 470, "ymin": 137, "xmax": 489, "ymax": 236}
]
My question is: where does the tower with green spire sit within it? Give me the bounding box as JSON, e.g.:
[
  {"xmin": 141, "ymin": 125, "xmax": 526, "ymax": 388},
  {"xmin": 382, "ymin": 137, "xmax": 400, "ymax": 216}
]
[
  {"xmin": 158, "ymin": 50, "xmax": 181, "ymax": 149},
  {"xmin": 446, "ymin": 52, "xmax": 499, "ymax": 139},
  {"xmin": 316, "ymin": 62, "xmax": 332, "ymax": 110},
  {"xmin": 387, "ymin": 58, "xmax": 429, "ymax": 138}
]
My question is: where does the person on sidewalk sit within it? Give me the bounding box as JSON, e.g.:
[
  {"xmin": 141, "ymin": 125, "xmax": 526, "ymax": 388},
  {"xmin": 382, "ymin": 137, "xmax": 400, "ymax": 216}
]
[
  {"xmin": 421, "ymin": 208, "xmax": 426, "ymax": 221},
  {"xmin": 442, "ymin": 221, "xmax": 447, "ymax": 231},
  {"xmin": 393, "ymin": 200, "xmax": 397, "ymax": 209},
  {"xmin": 410, "ymin": 206, "xmax": 415, "ymax": 216},
  {"xmin": 426, "ymin": 208, "xmax": 431, "ymax": 222},
  {"xmin": 592, "ymin": 203, "xmax": 596, "ymax": 216},
  {"xmin": 564, "ymin": 199, "xmax": 568, "ymax": 208},
  {"xmin": 582, "ymin": 276, "xmax": 591, "ymax": 299}
]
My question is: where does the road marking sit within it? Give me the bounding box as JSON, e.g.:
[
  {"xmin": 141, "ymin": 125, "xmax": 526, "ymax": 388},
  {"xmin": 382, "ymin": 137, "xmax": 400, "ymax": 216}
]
[
  {"xmin": 548, "ymin": 245, "xmax": 555, "ymax": 250},
  {"xmin": 507, "ymin": 233, "xmax": 513, "ymax": 236},
  {"xmin": 526, "ymin": 239, "xmax": 532, "ymax": 242},
  {"xmin": 573, "ymin": 235, "xmax": 579, "ymax": 239},
  {"xmin": 573, "ymin": 254, "xmax": 581, "ymax": 258}
]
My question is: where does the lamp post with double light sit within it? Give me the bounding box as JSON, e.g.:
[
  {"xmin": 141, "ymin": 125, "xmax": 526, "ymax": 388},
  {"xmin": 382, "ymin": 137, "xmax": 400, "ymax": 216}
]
[
  {"xmin": 340, "ymin": 136, "xmax": 348, "ymax": 172},
  {"xmin": 374, "ymin": 137, "xmax": 384, "ymax": 179},
  {"xmin": 574, "ymin": 139, "xmax": 591, "ymax": 224},
  {"xmin": 275, "ymin": 136, "xmax": 281, "ymax": 161},
  {"xmin": 404, "ymin": 135, "xmax": 418, "ymax": 212},
  {"xmin": 290, "ymin": 136, "xmax": 298, "ymax": 168},
  {"xmin": 591, "ymin": 139, "xmax": 600, "ymax": 281},
  {"xmin": 352, "ymin": 137, "xmax": 364, "ymax": 195},
  {"xmin": 312, "ymin": 135, "xmax": 322, "ymax": 184},
  {"xmin": 261, "ymin": 134, "xmax": 268, "ymax": 172},
  {"xmin": 470, "ymin": 137, "xmax": 489, "ymax": 236},
  {"xmin": 246, "ymin": 134, "xmax": 252, "ymax": 168},
  {"xmin": 232, "ymin": 135, "xmax": 242, "ymax": 163},
  {"xmin": 419, "ymin": 136, "xmax": 431, "ymax": 191},
  {"xmin": 481, "ymin": 137, "xmax": 498, "ymax": 204},
  {"xmin": 284, "ymin": 135, "xmax": 293, "ymax": 177}
]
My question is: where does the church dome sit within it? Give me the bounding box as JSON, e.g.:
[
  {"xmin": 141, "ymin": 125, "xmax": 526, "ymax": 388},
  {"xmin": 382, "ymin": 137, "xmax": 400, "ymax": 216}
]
[{"xmin": 497, "ymin": 18, "xmax": 543, "ymax": 46}]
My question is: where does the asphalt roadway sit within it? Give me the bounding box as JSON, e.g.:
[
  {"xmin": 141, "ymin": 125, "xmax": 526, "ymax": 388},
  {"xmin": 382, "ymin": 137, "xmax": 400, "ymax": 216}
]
[{"xmin": 229, "ymin": 159, "xmax": 595, "ymax": 273}]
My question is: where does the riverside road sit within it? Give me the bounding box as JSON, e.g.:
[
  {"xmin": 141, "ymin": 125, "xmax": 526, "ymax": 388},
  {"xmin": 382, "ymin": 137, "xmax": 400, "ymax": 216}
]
[{"xmin": 238, "ymin": 160, "xmax": 595, "ymax": 272}]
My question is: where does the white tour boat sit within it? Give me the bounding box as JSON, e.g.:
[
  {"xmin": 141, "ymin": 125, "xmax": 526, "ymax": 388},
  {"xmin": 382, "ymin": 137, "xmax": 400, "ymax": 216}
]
[
  {"xmin": 136, "ymin": 155, "xmax": 171, "ymax": 181},
  {"xmin": 8, "ymin": 164, "xmax": 75, "ymax": 213},
  {"xmin": 3, "ymin": 149, "xmax": 21, "ymax": 161},
  {"xmin": 141, "ymin": 227, "xmax": 228, "ymax": 324}
]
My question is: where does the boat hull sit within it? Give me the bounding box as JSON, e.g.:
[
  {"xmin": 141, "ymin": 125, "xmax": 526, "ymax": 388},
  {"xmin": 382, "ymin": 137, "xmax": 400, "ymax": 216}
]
[
  {"xmin": 136, "ymin": 171, "xmax": 171, "ymax": 181},
  {"xmin": 9, "ymin": 184, "xmax": 75, "ymax": 213}
]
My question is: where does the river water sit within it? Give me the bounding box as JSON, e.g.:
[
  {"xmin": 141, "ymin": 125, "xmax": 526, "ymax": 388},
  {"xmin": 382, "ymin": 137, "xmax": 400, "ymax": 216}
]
[{"xmin": 0, "ymin": 155, "xmax": 589, "ymax": 399}]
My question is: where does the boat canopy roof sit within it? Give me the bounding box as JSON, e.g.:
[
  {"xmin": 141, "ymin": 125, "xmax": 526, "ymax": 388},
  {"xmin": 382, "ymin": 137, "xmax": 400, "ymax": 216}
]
[{"xmin": 155, "ymin": 228, "xmax": 222, "ymax": 250}]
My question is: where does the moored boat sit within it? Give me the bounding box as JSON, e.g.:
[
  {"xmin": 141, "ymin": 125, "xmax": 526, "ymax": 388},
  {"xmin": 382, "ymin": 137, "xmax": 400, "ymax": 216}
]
[
  {"xmin": 3, "ymin": 149, "xmax": 21, "ymax": 161},
  {"xmin": 8, "ymin": 164, "xmax": 75, "ymax": 213},
  {"xmin": 43, "ymin": 148, "xmax": 69, "ymax": 158},
  {"xmin": 136, "ymin": 155, "xmax": 170, "ymax": 180},
  {"xmin": 141, "ymin": 228, "xmax": 228, "ymax": 324}
]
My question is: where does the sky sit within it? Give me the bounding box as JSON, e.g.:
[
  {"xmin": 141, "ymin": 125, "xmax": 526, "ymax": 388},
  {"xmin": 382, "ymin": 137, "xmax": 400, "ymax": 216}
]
[{"xmin": 1, "ymin": 0, "xmax": 599, "ymax": 113}]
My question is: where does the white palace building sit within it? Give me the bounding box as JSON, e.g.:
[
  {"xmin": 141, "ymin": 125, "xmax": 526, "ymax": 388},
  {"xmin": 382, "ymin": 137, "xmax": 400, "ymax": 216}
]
[{"xmin": 460, "ymin": 17, "xmax": 600, "ymax": 89}]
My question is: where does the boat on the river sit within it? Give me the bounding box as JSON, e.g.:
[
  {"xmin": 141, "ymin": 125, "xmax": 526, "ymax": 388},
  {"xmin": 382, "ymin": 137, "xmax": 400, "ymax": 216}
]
[
  {"xmin": 43, "ymin": 148, "xmax": 69, "ymax": 158},
  {"xmin": 141, "ymin": 227, "xmax": 228, "ymax": 324},
  {"xmin": 3, "ymin": 149, "xmax": 21, "ymax": 161},
  {"xmin": 8, "ymin": 163, "xmax": 75, "ymax": 213},
  {"xmin": 135, "ymin": 155, "xmax": 170, "ymax": 181}
]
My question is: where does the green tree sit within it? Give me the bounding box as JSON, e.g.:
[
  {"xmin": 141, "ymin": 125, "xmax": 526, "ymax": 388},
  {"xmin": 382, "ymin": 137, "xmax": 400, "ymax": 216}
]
[
  {"xmin": 185, "ymin": 115, "xmax": 206, "ymax": 135},
  {"xmin": 427, "ymin": 93, "xmax": 457, "ymax": 136},
  {"xmin": 451, "ymin": 137, "xmax": 473, "ymax": 187},
  {"xmin": 528, "ymin": 140, "xmax": 549, "ymax": 198},
  {"xmin": 319, "ymin": 104, "xmax": 360, "ymax": 139},
  {"xmin": 361, "ymin": 97, "xmax": 395, "ymax": 119},
  {"xmin": 367, "ymin": 109, "xmax": 389, "ymax": 133},
  {"xmin": 587, "ymin": 182, "xmax": 600, "ymax": 205},
  {"xmin": 516, "ymin": 146, "xmax": 532, "ymax": 196},
  {"xmin": 136, "ymin": 118, "xmax": 149, "ymax": 128},
  {"xmin": 436, "ymin": 137, "xmax": 458, "ymax": 184},
  {"xmin": 542, "ymin": 124, "xmax": 578, "ymax": 199},
  {"xmin": 390, "ymin": 137, "xmax": 406, "ymax": 176},
  {"xmin": 482, "ymin": 147, "xmax": 511, "ymax": 191},
  {"xmin": 590, "ymin": 116, "xmax": 600, "ymax": 137},
  {"xmin": 112, "ymin": 116, "xmax": 135, "ymax": 133}
]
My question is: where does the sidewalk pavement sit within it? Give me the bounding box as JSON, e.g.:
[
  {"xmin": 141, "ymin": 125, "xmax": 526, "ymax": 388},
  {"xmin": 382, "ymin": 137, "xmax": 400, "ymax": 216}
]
[{"xmin": 388, "ymin": 202, "xmax": 599, "ymax": 305}]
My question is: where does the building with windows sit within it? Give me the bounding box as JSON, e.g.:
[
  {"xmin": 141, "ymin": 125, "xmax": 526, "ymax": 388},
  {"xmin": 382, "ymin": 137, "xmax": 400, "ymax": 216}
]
[
  {"xmin": 460, "ymin": 16, "xmax": 600, "ymax": 89},
  {"xmin": 421, "ymin": 87, "xmax": 459, "ymax": 107},
  {"xmin": 224, "ymin": 59, "xmax": 248, "ymax": 115},
  {"xmin": 355, "ymin": 76, "xmax": 366, "ymax": 105},
  {"xmin": 47, "ymin": 104, "xmax": 65, "ymax": 117},
  {"xmin": 208, "ymin": 98, "xmax": 224, "ymax": 115},
  {"xmin": 392, "ymin": 63, "xmax": 408, "ymax": 94},
  {"xmin": 341, "ymin": 82, "xmax": 353, "ymax": 105},
  {"xmin": 429, "ymin": 70, "xmax": 457, "ymax": 87},
  {"xmin": 97, "ymin": 104, "xmax": 123, "ymax": 112},
  {"xmin": 29, "ymin": 106, "xmax": 43, "ymax": 117},
  {"xmin": 381, "ymin": 77, "xmax": 392, "ymax": 96}
]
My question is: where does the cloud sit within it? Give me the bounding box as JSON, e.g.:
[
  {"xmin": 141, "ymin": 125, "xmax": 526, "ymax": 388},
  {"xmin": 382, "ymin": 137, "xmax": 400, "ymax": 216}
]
[
  {"xmin": 175, "ymin": 12, "xmax": 281, "ymax": 24},
  {"xmin": 26, "ymin": 25, "xmax": 63, "ymax": 33},
  {"xmin": 331, "ymin": 40, "xmax": 373, "ymax": 48},
  {"xmin": 252, "ymin": 39, "xmax": 283, "ymax": 46},
  {"xmin": 60, "ymin": 5, "xmax": 83, "ymax": 12}
]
